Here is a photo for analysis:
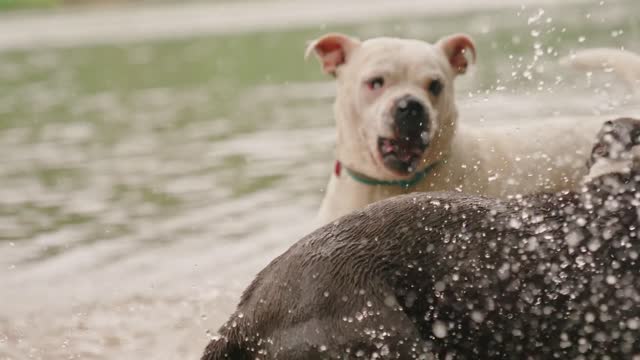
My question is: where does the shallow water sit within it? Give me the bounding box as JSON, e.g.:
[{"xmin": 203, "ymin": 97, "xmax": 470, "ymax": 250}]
[{"xmin": 1, "ymin": 1, "xmax": 640, "ymax": 359}]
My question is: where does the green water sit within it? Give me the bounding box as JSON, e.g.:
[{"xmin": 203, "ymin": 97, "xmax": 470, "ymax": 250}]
[{"xmin": 1, "ymin": 1, "xmax": 639, "ymax": 359}]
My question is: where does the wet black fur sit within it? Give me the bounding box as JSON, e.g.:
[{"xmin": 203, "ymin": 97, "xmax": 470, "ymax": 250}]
[{"xmin": 202, "ymin": 118, "xmax": 640, "ymax": 359}]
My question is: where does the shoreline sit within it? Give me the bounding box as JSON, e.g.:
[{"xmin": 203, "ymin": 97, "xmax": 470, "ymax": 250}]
[{"xmin": 0, "ymin": 0, "xmax": 589, "ymax": 51}]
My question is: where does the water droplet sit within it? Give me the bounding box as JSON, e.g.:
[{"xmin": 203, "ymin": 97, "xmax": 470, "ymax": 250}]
[
  {"xmin": 588, "ymin": 239, "xmax": 602, "ymax": 252},
  {"xmin": 497, "ymin": 263, "xmax": 511, "ymax": 280},
  {"xmin": 384, "ymin": 295, "xmax": 397, "ymax": 308},
  {"xmin": 471, "ymin": 311, "xmax": 485, "ymax": 323},
  {"xmin": 527, "ymin": 8, "xmax": 545, "ymax": 24},
  {"xmin": 585, "ymin": 312, "xmax": 596, "ymax": 322},
  {"xmin": 566, "ymin": 230, "xmax": 584, "ymax": 247},
  {"xmin": 433, "ymin": 320, "xmax": 448, "ymax": 338},
  {"xmin": 509, "ymin": 218, "xmax": 522, "ymax": 229},
  {"xmin": 606, "ymin": 275, "xmax": 617, "ymax": 285}
]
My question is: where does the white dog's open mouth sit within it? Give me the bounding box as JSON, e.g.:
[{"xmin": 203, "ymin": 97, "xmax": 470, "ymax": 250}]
[{"xmin": 377, "ymin": 136, "xmax": 427, "ymax": 175}]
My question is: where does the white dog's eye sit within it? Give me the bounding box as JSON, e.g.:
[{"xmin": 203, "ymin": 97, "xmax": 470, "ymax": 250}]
[
  {"xmin": 428, "ymin": 79, "xmax": 443, "ymax": 97},
  {"xmin": 366, "ymin": 77, "xmax": 385, "ymax": 90}
]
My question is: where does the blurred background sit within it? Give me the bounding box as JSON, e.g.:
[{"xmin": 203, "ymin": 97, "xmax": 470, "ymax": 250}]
[{"xmin": 0, "ymin": 0, "xmax": 638, "ymax": 359}]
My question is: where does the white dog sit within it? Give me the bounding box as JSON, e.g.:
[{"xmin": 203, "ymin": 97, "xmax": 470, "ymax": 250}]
[{"xmin": 306, "ymin": 33, "xmax": 640, "ymax": 224}]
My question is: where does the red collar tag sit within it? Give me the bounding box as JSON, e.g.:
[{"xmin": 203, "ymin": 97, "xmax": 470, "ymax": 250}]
[{"xmin": 334, "ymin": 160, "xmax": 342, "ymax": 177}]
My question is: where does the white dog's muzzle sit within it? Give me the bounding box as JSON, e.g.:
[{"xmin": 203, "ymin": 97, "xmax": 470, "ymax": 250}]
[{"xmin": 377, "ymin": 95, "xmax": 431, "ymax": 175}]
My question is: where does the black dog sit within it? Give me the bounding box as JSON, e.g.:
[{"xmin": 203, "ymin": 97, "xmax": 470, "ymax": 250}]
[{"xmin": 202, "ymin": 118, "xmax": 640, "ymax": 359}]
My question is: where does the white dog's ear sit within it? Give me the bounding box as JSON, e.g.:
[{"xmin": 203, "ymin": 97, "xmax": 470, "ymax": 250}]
[
  {"xmin": 437, "ymin": 34, "xmax": 477, "ymax": 75},
  {"xmin": 305, "ymin": 33, "xmax": 361, "ymax": 77}
]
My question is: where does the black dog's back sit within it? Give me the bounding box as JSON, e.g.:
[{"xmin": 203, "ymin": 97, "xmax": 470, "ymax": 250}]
[
  {"xmin": 201, "ymin": 337, "xmax": 251, "ymax": 360},
  {"xmin": 200, "ymin": 118, "xmax": 640, "ymax": 359},
  {"xmin": 206, "ymin": 183, "xmax": 640, "ymax": 357},
  {"xmin": 200, "ymin": 192, "xmax": 513, "ymax": 359}
]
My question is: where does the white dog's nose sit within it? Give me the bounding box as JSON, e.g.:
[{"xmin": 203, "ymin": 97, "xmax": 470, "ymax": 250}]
[{"xmin": 393, "ymin": 96, "xmax": 427, "ymax": 139}]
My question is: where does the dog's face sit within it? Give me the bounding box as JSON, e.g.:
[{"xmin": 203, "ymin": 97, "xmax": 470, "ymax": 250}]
[
  {"xmin": 586, "ymin": 117, "xmax": 640, "ymax": 179},
  {"xmin": 306, "ymin": 33, "xmax": 475, "ymax": 178}
]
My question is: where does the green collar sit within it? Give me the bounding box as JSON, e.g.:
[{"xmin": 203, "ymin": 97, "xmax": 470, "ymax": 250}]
[{"xmin": 337, "ymin": 160, "xmax": 442, "ymax": 188}]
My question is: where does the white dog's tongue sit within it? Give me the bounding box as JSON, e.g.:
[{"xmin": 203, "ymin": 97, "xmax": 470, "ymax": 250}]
[{"xmin": 399, "ymin": 152, "xmax": 414, "ymax": 162}]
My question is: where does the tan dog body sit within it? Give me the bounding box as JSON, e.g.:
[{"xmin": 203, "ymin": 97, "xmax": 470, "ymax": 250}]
[{"xmin": 318, "ymin": 118, "xmax": 607, "ymax": 223}]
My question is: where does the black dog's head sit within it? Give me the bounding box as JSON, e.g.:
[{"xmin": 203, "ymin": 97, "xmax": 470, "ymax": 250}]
[{"xmin": 587, "ymin": 117, "xmax": 640, "ymax": 174}]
